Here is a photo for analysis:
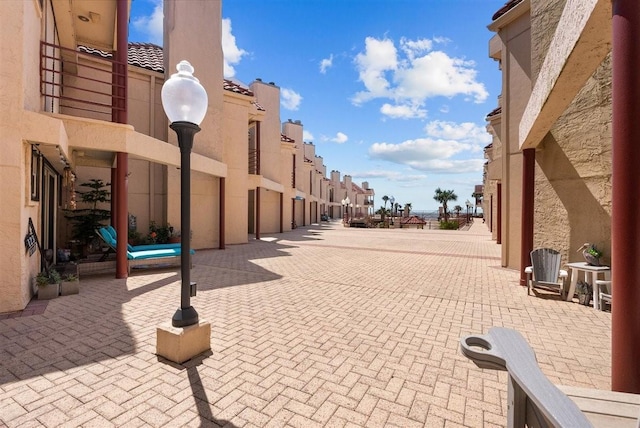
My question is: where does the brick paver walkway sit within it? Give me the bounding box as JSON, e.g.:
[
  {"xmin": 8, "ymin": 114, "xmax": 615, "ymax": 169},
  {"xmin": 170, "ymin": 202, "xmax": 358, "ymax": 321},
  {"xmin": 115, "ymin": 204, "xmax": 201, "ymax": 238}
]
[{"xmin": 0, "ymin": 221, "xmax": 612, "ymax": 427}]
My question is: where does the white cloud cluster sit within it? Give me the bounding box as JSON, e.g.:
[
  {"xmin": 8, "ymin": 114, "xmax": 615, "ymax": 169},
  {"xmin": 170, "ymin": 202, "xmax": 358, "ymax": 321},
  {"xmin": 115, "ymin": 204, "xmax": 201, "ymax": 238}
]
[
  {"xmin": 281, "ymin": 88, "xmax": 303, "ymax": 111},
  {"xmin": 132, "ymin": 0, "xmax": 163, "ymax": 45},
  {"xmin": 352, "ymin": 36, "xmax": 488, "ymax": 119},
  {"xmin": 222, "ymin": 18, "xmax": 248, "ymax": 78},
  {"xmin": 352, "ymin": 170, "xmax": 427, "ymax": 182},
  {"xmin": 320, "ymin": 132, "xmax": 349, "ymax": 144},
  {"xmin": 368, "ymin": 120, "xmax": 490, "ymax": 173},
  {"xmin": 320, "ymin": 55, "xmax": 333, "ymax": 74}
]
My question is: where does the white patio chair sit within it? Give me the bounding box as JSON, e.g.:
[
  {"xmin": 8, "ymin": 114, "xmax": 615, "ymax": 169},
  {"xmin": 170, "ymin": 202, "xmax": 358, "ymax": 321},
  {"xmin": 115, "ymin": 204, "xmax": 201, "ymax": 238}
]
[
  {"xmin": 525, "ymin": 248, "xmax": 568, "ymax": 297},
  {"xmin": 596, "ymin": 279, "xmax": 612, "ymax": 311}
]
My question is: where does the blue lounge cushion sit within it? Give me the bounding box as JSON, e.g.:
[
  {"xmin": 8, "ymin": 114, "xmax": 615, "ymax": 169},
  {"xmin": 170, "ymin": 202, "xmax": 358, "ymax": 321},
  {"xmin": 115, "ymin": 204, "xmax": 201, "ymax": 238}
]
[
  {"xmin": 98, "ymin": 227, "xmax": 190, "ymax": 255},
  {"xmin": 126, "ymin": 247, "xmax": 195, "ymax": 260}
]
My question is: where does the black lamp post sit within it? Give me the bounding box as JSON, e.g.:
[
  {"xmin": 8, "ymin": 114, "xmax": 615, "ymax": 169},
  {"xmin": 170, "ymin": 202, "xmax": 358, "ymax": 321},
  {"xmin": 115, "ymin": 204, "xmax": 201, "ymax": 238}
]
[{"xmin": 161, "ymin": 60, "xmax": 208, "ymax": 328}]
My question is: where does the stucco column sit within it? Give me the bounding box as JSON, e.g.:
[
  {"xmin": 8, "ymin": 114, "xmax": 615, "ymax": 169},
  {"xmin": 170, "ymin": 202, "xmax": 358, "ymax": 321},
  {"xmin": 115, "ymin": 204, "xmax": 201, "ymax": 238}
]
[
  {"xmin": 497, "ymin": 183, "xmax": 502, "ymax": 245},
  {"xmin": 520, "ymin": 149, "xmax": 535, "ymax": 286},
  {"xmin": 114, "ymin": 0, "xmax": 128, "ymax": 278},
  {"xmin": 611, "ymin": 0, "xmax": 640, "ymax": 393},
  {"xmin": 255, "ymin": 187, "xmax": 261, "ymax": 240},
  {"xmin": 279, "ymin": 193, "xmax": 283, "ymax": 233}
]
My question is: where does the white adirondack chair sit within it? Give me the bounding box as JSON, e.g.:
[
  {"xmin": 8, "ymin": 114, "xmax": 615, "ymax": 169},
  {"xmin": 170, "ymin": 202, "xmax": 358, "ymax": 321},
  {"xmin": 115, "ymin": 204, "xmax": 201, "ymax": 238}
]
[{"xmin": 525, "ymin": 248, "xmax": 568, "ymax": 297}]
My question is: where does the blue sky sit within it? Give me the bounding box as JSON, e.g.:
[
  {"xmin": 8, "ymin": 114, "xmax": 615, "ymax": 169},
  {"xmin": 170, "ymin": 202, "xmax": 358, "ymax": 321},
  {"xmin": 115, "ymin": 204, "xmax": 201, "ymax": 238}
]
[{"xmin": 129, "ymin": 0, "xmax": 506, "ymax": 212}]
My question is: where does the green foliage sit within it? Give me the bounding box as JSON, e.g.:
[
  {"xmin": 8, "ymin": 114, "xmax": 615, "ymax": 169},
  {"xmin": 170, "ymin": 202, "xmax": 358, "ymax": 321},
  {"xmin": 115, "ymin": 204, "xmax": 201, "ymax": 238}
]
[
  {"xmin": 35, "ymin": 269, "xmax": 62, "ymax": 286},
  {"xmin": 433, "ymin": 187, "xmax": 458, "ymax": 221},
  {"xmin": 62, "ymin": 273, "xmax": 78, "ymax": 281},
  {"xmin": 64, "ymin": 179, "xmax": 111, "ymax": 253},
  {"xmin": 585, "ymin": 244, "xmax": 602, "ymax": 258},
  {"xmin": 147, "ymin": 221, "xmax": 173, "ymax": 244},
  {"xmin": 439, "ymin": 220, "xmax": 459, "ymax": 230}
]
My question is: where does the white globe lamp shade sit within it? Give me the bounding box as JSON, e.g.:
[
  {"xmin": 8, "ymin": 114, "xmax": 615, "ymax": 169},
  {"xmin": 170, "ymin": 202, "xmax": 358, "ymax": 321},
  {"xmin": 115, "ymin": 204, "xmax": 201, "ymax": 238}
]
[
  {"xmin": 345, "ymin": 196, "xmax": 350, "ymax": 205},
  {"xmin": 161, "ymin": 60, "xmax": 208, "ymax": 125}
]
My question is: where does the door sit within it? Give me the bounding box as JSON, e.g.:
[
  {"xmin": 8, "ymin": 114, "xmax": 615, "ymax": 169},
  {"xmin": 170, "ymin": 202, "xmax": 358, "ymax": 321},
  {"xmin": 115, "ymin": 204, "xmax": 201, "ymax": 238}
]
[{"xmin": 41, "ymin": 164, "xmax": 58, "ymax": 265}]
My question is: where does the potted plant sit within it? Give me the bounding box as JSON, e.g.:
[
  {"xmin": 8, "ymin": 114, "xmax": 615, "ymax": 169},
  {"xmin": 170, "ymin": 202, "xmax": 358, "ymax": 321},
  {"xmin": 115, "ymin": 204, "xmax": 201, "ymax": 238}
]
[
  {"xmin": 576, "ymin": 280, "xmax": 593, "ymax": 306},
  {"xmin": 148, "ymin": 221, "xmax": 172, "ymax": 244},
  {"xmin": 64, "ymin": 179, "xmax": 111, "ymax": 257},
  {"xmin": 168, "ymin": 226, "xmax": 181, "ymax": 244},
  {"xmin": 60, "ymin": 273, "xmax": 80, "ymax": 296},
  {"xmin": 35, "ymin": 269, "xmax": 62, "ymax": 300},
  {"xmin": 578, "ymin": 243, "xmax": 603, "ymax": 266}
]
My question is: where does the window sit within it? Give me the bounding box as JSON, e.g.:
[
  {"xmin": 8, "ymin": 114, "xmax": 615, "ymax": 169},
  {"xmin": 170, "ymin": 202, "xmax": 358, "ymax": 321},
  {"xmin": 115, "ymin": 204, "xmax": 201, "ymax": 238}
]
[{"xmin": 31, "ymin": 147, "xmax": 41, "ymax": 201}]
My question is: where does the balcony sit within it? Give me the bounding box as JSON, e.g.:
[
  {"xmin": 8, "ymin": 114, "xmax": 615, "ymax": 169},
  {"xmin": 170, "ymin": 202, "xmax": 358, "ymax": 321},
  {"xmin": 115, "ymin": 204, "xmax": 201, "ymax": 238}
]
[
  {"xmin": 248, "ymin": 149, "xmax": 259, "ymax": 175},
  {"xmin": 40, "ymin": 41, "xmax": 126, "ymax": 122}
]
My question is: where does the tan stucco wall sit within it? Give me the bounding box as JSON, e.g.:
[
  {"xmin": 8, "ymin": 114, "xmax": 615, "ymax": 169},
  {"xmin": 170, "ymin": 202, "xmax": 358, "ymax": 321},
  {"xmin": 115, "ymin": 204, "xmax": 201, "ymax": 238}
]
[
  {"xmin": 0, "ymin": 1, "xmax": 56, "ymax": 312},
  {"xmin": 534, "ymin": 54, "xmax": 612, "ymax": 265},
  {"xmin": 222, "ymin": 94, "xmax": 250, "ymax": 245}
]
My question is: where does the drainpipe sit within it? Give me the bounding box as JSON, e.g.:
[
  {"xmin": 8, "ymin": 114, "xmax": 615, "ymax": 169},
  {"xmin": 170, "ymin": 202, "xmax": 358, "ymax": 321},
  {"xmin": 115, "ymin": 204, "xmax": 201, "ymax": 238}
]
[
  {"xmin": 114, "ymin": 0, "xmax": 128, "ymax": 279},
  {"xmin": 520, "ymin": 149, "xmax": 535, "ymax": 286},
  {"xmin": 612, "ymin": 0, "xmax": 640, "ymax": 393}
]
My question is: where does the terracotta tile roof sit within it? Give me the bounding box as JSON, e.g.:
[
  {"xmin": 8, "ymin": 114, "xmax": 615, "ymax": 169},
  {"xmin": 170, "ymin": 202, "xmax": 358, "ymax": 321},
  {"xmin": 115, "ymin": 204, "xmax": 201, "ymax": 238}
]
[
  {"xmin": 78, "ymin": 43, "xmax": 259, "ymax": 101},
  {"xmin": 281, "ymin": 134, "xmax": 295, "ymax": 143},
  {"xmin": 400, "ymin": 215, "xmax": 426, "ymax": 225},
  {"xmin": 492, "ymin": 0, "xmax": 525, "ymax": 21},
  {"xmin": 223, "ymin": 79, "xmax": 254, "ymax": 97},
  {"xmin": 486, "ymin": 106, "xmax": 502, "ymax": 118},
  {"xmin": 351, "ymin": 182, "xmax": 365, "ymax": 193},
  {"xmin": 128, "ymin": 42, "xmax": 164, "ymax": 72}
]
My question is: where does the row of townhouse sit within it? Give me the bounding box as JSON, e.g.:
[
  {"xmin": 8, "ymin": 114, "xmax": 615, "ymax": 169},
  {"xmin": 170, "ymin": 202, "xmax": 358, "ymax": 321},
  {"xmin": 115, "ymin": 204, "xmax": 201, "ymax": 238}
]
[
  {"xmin": 0, "ymin": 0, "xmax": 374, "ymax": 314},
  {"xmin": 482, "ymin": 0, "xmax": 640, "ymax": 392}
]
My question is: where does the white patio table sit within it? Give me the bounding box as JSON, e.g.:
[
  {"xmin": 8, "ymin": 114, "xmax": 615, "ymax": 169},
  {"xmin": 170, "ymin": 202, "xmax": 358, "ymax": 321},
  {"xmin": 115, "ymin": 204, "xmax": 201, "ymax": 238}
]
[{"xmin": 565, "ymin": 261, "xmax": 611, "ymax": 309}]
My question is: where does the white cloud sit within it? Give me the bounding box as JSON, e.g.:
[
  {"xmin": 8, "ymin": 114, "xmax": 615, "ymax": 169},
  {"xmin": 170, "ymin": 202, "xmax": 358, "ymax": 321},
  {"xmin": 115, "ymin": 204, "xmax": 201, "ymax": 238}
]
[
  {"xmin": 320, "ymin": 55, "xmax": 333, "ymax": 74},
  {"xmin": 352, "ymin": 36, "xmax": 489, "ymax": 118},
  {"xmin": 367, "ymin": 119, "xmax": 489, "ymax": 174},
  {"xmin": 353, "ymin": 170, "xmax": 427, "ymax": 182},
  {"xmin": 425, "ymin": 120, "xmax": 492, "ymax": 146},
  {"xmin": 222, "ymin": 18, "xmax": 247, "ymax": 78},
  {"xmin": 303, "ymin": 130, "xmax": 315, "ymax": 142},
  {"xmin": 380, "ymin": 103, "xmax": 427, "ymax": 119},
  {"xmin": 352, "ymin": 37, "xmax": 398, "ymax": 104},
  {"xmin": 132, "ymin": 0, "xmax": 163, "ymax": 45},
  {"xmin": 281, "ymin": 88, "xmax": 302, "ymax": 110},
  {"xmin": 331, "ymin": 132, "xmax": 348, "ymax": 144}
]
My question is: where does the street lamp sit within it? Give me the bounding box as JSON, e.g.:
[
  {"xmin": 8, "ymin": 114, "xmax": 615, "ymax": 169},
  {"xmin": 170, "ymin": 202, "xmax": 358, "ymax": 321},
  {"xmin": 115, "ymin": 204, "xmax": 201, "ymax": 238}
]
[
  {"xmin": 465, "ymin": 199, "xmax": 472, "ymax": 223},
  {"xmin": 342, "ymin": 196, "xmax": 350, "ymax": 223},
  {"xmin": 161, "ymin": 60, "xmax": 208, "ymax": 328},
  {"xmin": 389, "ymin": 196, "xmax": 395, "ymax": 224}
]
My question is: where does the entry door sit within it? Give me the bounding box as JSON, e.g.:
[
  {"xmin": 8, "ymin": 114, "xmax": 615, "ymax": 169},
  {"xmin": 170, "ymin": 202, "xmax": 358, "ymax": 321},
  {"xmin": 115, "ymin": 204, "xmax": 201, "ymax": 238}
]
[{"xmin": 41, "ymin": 165, "xmax": 58, "ymax": 264}]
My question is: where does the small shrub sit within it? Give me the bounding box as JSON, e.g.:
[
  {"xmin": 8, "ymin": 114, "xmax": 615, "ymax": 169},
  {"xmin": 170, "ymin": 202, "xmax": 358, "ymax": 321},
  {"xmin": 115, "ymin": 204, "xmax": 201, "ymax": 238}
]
[{"xmin": 439, "ymin": 220, "xmax": 459, "ymax": 230}]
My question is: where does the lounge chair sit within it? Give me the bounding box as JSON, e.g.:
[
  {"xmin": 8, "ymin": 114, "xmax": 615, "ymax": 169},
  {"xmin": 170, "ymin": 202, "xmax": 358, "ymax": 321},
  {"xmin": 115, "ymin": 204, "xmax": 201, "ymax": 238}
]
[
  {"xmin": 525, "ymin": 248, "xmax": 568, "ymax": 297},
  {"xmin": 97, "ymin": 227, "xmax": 194, "ymax": 273},
  {"xmin": 101, "ymin": 225, "xmax": 181, "ymax": 251}
]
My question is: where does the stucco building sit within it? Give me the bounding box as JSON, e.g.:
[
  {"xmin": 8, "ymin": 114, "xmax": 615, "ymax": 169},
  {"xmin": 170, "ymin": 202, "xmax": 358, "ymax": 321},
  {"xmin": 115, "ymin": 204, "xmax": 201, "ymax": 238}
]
[
  {"xmin": 0, "ymin": 0, "xmax": 373, "ymax": 313},
  {"xmin": 483, "ymin": 0, "xmax": 612, "ymax": 280}
]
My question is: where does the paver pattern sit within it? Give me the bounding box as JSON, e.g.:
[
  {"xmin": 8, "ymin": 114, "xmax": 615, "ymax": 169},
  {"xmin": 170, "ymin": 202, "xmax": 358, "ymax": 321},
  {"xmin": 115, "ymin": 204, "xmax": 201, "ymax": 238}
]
[{"xmin": 0, "ymin": 221, "xmax": 612, "ymax": 427}]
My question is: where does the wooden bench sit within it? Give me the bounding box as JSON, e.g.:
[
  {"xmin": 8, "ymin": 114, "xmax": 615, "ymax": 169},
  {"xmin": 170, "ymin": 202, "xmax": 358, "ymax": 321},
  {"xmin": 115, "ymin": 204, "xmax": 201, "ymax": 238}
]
[{"xmin": 460, "ymin": 327, "xmax": 640, "ymax": 427}]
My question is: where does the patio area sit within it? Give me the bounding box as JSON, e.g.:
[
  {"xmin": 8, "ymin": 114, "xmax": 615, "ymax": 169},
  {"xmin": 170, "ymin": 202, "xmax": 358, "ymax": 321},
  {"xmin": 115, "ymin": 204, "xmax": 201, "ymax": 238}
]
[{"xmin": 0, "ymin": 221, "xmax": 612, "ymax": 427}]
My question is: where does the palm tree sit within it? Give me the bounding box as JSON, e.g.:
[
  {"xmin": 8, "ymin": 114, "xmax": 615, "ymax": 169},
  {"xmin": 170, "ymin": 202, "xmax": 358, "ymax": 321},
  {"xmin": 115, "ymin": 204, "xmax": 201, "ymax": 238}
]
[
  {"xmin": 382, "ymin": 195, "xmax": 389, "ymax": 211},
  {"xmin": 454, "ymin": 205, "xmax": 462, "ymax": 217},
  {"xmin": 375, "ymin": 206, "xmax": 388, "ymax": 220},
  {"xmin": 433, "ymin": 188, "xmax": 458, "ymax": 221}
]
